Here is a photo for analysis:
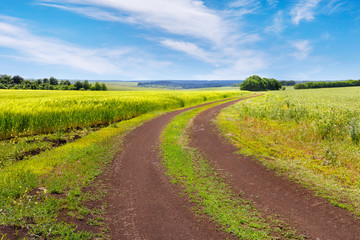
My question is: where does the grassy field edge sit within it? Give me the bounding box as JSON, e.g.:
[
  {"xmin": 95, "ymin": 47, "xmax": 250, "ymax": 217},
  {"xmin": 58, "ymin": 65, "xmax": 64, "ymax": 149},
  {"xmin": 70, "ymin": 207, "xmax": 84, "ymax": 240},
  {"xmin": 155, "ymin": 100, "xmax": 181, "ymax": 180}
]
[{"xmin": 216, "ymin": 94, "xmax": 360, "ymax": 217}]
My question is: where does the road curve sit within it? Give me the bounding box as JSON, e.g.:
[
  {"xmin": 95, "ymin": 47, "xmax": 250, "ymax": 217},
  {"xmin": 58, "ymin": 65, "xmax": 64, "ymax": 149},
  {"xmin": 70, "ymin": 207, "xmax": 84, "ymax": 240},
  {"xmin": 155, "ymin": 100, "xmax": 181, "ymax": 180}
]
[
  {"xmin": 189, "ymin": 99, "xmax": 360, "ymax": 240},
  {"xmin": 103, "ymin": 99, "xmax": 243, "ymax": 240}
]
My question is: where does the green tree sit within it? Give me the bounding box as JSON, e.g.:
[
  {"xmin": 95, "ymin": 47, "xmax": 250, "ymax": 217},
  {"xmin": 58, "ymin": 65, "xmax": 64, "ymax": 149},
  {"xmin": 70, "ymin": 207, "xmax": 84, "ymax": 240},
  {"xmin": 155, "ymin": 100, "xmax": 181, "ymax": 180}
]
[
  {"xmin": 240, "ymin": 75, "xmax": 282, "ymax": 91},
  {"xmin": 101, "ymin": 83, "xmax": 107, "ymax": 91},
  {"xmin": 12, "ymin": 75, "xmax": 24, "ymax": 84},
  {"xmin": 49, "ymin": 77, "xmax": 58, "ymax": 85},
  {"xmin": 93, "ymin": 82, "xmax": 102, "ymax": 91},
  {"xmin": 83, "ymin": 80, "xmax": 90, "ymax": 90},
  {"xmin": 74, "ymin": 81, "xmax": 83, "ymax": 90},
  {"xmin": 0, "ymin": 75, "xmax": 12, "ymax": 85},
  {"xmin": 64, "ymin": 80, "xmax": 71, "ymax": 85}
]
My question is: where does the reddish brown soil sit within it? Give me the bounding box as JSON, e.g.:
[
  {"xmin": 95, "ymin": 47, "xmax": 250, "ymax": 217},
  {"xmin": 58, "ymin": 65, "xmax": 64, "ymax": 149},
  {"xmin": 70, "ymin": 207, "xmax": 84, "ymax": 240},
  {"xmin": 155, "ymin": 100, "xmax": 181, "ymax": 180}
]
[
  {"xmin": 190, "ymin": 99, "xmax": 360, "ymax": 240},
  {"xmin": 0, "ymin": 226, "xmax": 27, "ymax": 240},
  {"xmin": 103, "ymin": 99, "xmax": 244, "ymax": 240}
]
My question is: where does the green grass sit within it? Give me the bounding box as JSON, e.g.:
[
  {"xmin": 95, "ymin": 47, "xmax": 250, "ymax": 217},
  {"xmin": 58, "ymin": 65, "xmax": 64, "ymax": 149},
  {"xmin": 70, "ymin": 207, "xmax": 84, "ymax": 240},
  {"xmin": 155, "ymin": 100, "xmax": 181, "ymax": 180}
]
[
  {"xmin": 161, "ymin": 98, "xmax": 303, "ymax": 239},
  {"xmin": 0, "ymin": 128, "xmax": 94, "ymax": 168},
  {"xmin": 216, "ymin": 87, "xmax": 360, "ymax": 216}
]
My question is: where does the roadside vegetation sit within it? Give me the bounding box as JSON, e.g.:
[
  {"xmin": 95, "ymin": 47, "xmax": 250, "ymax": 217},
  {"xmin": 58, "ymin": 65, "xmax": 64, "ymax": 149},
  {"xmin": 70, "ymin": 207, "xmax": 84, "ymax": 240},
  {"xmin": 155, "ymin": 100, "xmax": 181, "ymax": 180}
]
[
  {"xmin": 0, "ymin": 74, "xmax": 107, "ymax": 91},
  {"xmin": 0, "ymin": 111, "xmax": 162, "ymax": 239},
  {"xmin": 161, "ymin": 99, "xmax": 303, "ymax": 239},
  {"xmin": 0, "ymin": 89, "xmax": 245, "ymax": 239},
  {"xmin": 216, "ymin": 87, "xmax": 360, "ymax": 216}
]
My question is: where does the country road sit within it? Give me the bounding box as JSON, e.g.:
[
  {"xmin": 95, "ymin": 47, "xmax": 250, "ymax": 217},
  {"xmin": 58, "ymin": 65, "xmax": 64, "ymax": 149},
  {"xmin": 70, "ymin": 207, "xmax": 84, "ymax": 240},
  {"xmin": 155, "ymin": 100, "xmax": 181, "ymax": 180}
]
[
  {"xmin": 102, "ymin": 96, "xmax": 360, "ymax": 239},
  {"xmin": 103, "ymin": 98, "xmax": 245, "ymax": 240}
]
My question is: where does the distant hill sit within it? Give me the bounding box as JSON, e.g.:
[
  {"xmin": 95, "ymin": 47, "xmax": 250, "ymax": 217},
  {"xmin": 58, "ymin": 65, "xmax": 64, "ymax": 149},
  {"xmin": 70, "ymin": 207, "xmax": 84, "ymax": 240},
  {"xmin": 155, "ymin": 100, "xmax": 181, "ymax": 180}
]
[{"xmin": 137, "ymin": 80, "xmax": 242, "ymax": 89}]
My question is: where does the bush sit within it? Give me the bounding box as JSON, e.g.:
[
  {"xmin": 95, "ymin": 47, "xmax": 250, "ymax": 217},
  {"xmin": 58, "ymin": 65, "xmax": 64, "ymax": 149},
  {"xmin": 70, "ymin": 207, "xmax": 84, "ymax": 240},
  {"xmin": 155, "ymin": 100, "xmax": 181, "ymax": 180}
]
[{"xmin": 240, "ymin": 75, "xmax": 282, "ymax": 91}]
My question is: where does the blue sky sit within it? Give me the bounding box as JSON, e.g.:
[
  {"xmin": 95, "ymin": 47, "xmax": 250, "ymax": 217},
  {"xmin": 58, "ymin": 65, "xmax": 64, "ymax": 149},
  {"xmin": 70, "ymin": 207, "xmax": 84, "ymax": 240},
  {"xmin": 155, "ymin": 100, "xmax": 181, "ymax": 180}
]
[{"xmin": 0, "ymin": 0, "xmax": 359, "ymax": 80}]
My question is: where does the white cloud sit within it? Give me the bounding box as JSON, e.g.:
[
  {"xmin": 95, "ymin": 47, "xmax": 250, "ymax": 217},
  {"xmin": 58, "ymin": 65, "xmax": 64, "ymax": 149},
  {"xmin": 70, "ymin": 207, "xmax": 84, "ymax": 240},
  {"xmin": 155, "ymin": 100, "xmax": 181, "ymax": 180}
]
[
  {"xmin": 161, "ymin": 39, "xmax": 214, "ymax": 64},
  {"xmin": 291, "ymin": 0, "xmax": 322, "ymax": 25},
  {"xmin": 228, "ymin": 0, "xmax": 260, "ymax": 16},
  {"xmin": 0, "ymin": 22, "xmax": 117, "ymax": 74},
  {"xmin": 0, "ymin": 18, "xmax": 169, "ymax": 77},
  {"xmin": 326, "ymin": 0, "xmax": 345, "ymax": 14},
  {"xmin": 291, "ymin": 40, "xmax": 313, "ymax": 60},
  {"xmin": 229, "ymin": 0, "xmax": 259, "ymax": 8},
  {"xmin": 265, "ymin": 11, "xmax": 285, "ymax": 34},
  {"xmin": 196, "ymin": 50, "xmax": 267, "ymax": 80},
  {"xmin": 266, "ymin": 0, "xmax": 279, "ymax": 7},
  {"xmin": 38, "ymin": 3, "xmax": 137, "ymax": 23},
  {"xmin": 39, "ymin": 0, "xmax": 230, "ymax": 45},
  {"xmin": 37, "ymin": 0, "xmax": 269, "ymax": 79}
]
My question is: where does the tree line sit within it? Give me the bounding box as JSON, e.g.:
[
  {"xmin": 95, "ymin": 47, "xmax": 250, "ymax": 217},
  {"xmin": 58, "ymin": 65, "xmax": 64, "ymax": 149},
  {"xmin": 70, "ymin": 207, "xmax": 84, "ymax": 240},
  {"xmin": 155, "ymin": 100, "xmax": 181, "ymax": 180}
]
[
  {"xmin": 0, "ymin": 75, "xmax": 107, "ymax": 91},
  {"xmin": 240, "ymin": 75, "xmax": 282, "ymax": 91},
  {"xmin": 294, "ymin": 79, "xmax": 360, "ymax": 89},
  {"xmin": 138, "ymin": 80, "xmax": 241, "ymax": 89},
  {"xmin": 280, "ymin": 80, "xmax": 296, "ymax": 86}
]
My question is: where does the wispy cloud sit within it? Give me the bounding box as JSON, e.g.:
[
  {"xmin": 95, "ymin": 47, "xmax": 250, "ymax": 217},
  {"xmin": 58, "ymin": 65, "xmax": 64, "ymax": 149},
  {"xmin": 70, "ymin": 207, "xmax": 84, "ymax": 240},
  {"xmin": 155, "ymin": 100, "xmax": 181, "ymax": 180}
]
[
  {"xmin": 291, "ymin": 40, "xmax": 313, "ymax": 60},
  {"xmin": 228, "ymin": 0, "xmax": 260, "ymax": 16},
  {"xmin": 38, "ymin": 0, "xmax": 230, "ymax": 45},
  {"xmin": 265, "ymin": 11, "xmax": 285, "ymax": 34},
  {"xmin": 291, "ymin": 0, "xmax": 322, "ymax": 25},
  {"xmin": 229, "ymin": 0, "xmax": 259, "ymax": 8},
  {"xmin": 38, "ymin": 3, "xmax": 137, "ymax": 23},
  {"xmin": 0, "ymin": 17, "xmax": 169, "ymax": 78},
  {"xmin": 161, "ymin": 39, "xmax": 214, "ymax": 64},
  {"xmin": 38, "ymin": 0, "xmax": 268, "ymax": 79},
  {"xmin": 325, "ymin": 0, "xmax": 346, "ymax": 14},
  {"xmin": 196, "ymin": 50, "xmax": 267, "ymax": 80},
  {"xmin": 266, "ymin": 0, "xmax": 279, "ymax": 8},
  {"xmin": 0, "ymin": 22, "xmax": 116, "ymax": 74}
]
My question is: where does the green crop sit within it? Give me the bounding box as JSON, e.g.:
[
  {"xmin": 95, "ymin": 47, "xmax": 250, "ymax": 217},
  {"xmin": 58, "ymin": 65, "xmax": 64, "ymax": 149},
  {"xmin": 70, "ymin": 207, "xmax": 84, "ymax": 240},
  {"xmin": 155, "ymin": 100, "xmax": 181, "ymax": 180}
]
[
  {"xmin": 0, "ymin": 89, "xmax": 243, "ymax": 140},
  {"xmin": 217, "ymin": 87, "xmax": 360, "ymax": 216}
]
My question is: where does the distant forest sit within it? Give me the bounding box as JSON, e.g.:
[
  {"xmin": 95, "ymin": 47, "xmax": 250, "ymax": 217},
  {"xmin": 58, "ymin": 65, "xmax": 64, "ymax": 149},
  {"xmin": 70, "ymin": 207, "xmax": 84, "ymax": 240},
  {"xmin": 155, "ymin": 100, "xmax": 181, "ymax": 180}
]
[
  {"xmin": 280, "ymin": 80, "xmax": 296, "ymax": 86},
  {"xmin": 137, "ymin": 80, "xmax": 242, "ymax": 89},
  {"xmin": 294, "ymin": 79, "xmax": 360, "ymax": 89},
  {"xmin": 0, "ymin": 74, "xmax": 107, "ymax": 91}
]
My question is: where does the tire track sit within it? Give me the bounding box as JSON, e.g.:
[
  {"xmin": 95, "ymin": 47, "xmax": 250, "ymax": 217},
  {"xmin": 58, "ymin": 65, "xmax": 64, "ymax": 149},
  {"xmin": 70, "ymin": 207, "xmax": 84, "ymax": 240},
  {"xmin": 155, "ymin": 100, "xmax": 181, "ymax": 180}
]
[
  {"xmin": 189, "ymin": 99, "xmax": 360, "ymax": 240},
  {"xmin": 103, "ymin": 99, "xmax": 245, "ymax": 240}
]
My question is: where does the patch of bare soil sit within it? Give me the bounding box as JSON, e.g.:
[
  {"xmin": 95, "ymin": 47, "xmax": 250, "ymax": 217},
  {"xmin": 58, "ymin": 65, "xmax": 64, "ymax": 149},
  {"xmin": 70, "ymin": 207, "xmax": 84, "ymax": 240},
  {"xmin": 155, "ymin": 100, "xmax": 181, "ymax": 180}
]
[
  {"xmin": 190, "ymin": 99, "xmax": 360, "ymax": 240},
  {"xmin": 0, "ymin": 226, "xmax": 28, "ymax": 240}
]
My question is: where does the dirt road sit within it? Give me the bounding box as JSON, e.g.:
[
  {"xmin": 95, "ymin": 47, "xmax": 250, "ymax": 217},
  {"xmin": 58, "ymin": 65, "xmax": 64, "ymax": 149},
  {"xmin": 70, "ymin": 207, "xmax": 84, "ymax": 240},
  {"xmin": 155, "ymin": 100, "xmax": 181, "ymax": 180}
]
[
  {"xmin": 103, "ymin": 100, "xmax": 240, "ymax": 239},
  {"xmin": 190, "ymin": 100, "xmax": 360, "ymax": 240}
]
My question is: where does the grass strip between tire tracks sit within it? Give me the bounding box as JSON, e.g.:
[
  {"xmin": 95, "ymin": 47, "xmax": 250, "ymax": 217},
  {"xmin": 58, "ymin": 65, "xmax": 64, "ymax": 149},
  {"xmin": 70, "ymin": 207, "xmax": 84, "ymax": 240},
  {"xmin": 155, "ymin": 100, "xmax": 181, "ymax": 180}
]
[{"xmin": 160, "ymin": 99, "xmax": 304, "ymax": 239}]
